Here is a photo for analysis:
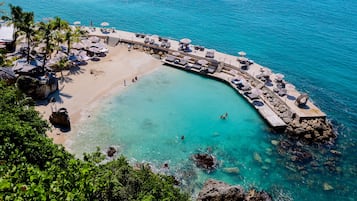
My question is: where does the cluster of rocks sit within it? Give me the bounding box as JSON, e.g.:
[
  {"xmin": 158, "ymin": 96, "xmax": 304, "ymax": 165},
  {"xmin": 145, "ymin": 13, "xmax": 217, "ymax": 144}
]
[
  {"xmin": 197, "ymin": 179, "xmax": 272, "ymax": 201},
  {"xmin": 285, "ymin": 118, "xmax": 336, "ymax": 143},
  {"xmin": 192, "ymin": 153, "xmax": 218, "ymax": 173}
]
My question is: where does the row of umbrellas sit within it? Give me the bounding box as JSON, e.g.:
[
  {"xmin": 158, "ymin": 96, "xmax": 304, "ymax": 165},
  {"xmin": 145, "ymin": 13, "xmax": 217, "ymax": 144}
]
[{"xmin": 73, "ymin": 21, "xmax": 110, "ymax": 27}]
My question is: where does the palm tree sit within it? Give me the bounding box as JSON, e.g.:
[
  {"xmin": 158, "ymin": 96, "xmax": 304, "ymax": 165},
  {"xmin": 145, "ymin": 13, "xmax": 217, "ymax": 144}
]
[
  {"xmin": 50, "ymin": 17, "xmax": 69, "ymax": 53},
  {"xmin": 37, "ymin": 20, "xmax": 56, "ymax": 72},
  {"xmin": 56, "ymin": 57, "xmax": 70, "ymax": 82},
  {"xmin": 19, "ymin": 12, "xmax": 35, "ymax": 63},
  {"xmin": 65, "ymin": 27, "xmax": 84, "ymax": 54}
]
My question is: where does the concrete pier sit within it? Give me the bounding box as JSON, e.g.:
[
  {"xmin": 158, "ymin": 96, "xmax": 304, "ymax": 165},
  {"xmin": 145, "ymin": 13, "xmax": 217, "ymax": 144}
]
[{"xmin": 84, "ymin": 27, "xmax": 327, "ymax": 130}]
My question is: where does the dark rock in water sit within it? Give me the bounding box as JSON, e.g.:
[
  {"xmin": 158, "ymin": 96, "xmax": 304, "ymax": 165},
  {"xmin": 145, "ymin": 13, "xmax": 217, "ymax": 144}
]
[
  {"xmin": 246, "ymin": 188, "xmax": 273, "ymax": 201},
  {"xmin": 197, "ymin": 179, "xmax": 272, "ymax": 201},
  {"xmin": 293, "ymin": 149, "xmax": 313, "ymax": 164},
  {"xmin": 192, "ymin": 153, "xmax": 218, "ymax": 172},
  {"xmin": 197, "ymin": 179, "xmax": 245, "ymax": 201},
  {"xmin": 106, "ymin": 146, "xmax": 117, "ymax": 157}
]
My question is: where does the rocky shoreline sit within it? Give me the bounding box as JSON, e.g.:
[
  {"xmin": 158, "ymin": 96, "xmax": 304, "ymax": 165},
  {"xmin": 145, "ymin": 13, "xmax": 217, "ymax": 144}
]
[
  {"xmin": 197, "ymin": 179, "xmax": 272, "ymax": 201},
  {"xmin": 285, "ymin": 117, "xmax": 336, "ymax": 144}
]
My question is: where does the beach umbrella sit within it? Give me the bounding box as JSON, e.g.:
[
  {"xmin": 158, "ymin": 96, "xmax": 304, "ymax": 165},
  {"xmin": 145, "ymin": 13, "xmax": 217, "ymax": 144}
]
[
  {"xmin": 88, "ymin": 47, "xmax": 101, "ymax": 53},
  {"xmin": 238, "ymin": 51, "xmax": 246, "ymax": 57},
  {"xmin": 73, "ymin": 21, "xmax": 81, "ymax": 25},
  {"xmin": 262, "ymin": 68, "xmax": 272, "ymax": 77},
  {"xmin": 72, "ymin": 42, "xmax": 85, "ymax": 49},
  {"xmin": 81, "ymin": 39, "xmax": 93, "ymax": 48},
  {"xmin": 100, "ymin": 22, "xmax": 109, "ymax": 27},
  {"xmin": 197, "ymin": 59, "xmax": 209, "ymax": 66},
  {"xmin": 92, "ymin": 42, "xmax": 106, "ymax": 49},
  {"xmin": 275, "ymin": 73, "xmax": 285, "ymax": 81},
  {"xmin": 180, "ymin": 38, "xmax": 191, "ymax": 44},
  {"xmin": 251, "ymin": 88, "xmax": 262, "ymax": 96},
  {"xmin": 89, "ymin": 36, "xmax": 101, "ymax": 43}
]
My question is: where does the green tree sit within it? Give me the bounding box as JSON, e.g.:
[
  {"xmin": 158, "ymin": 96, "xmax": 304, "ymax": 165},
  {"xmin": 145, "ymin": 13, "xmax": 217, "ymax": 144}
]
[
  {"xmin": 37, "ymin": 20, "xmax": 56, "ymax": 71},
  {"xmin": 1, "ymin": 4, "xmax": 35, "ymax": 63}
]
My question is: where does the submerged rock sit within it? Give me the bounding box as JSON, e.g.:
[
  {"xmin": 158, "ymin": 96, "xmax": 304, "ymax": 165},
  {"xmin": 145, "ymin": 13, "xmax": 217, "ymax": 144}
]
[
  {"xmin": 223, "ymin": 167, "xmax": 240, "ymax": 174},
  {"xmin": 192, "ymin": 153, "xmax": 218, "ymax": 172},
  {"xmin": 253, "ymin": 152, "xmax": 263, "ymax": 164},
  {"xmin": 323, "ymin": 182, "xmax": 334, "ymax": 191}
]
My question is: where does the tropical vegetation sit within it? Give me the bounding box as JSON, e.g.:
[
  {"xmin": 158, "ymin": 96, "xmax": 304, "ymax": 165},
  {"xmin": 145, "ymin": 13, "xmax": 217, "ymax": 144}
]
[{"xmin": 0, "ymin": 4, "xmax": 189, "ymax": 200}]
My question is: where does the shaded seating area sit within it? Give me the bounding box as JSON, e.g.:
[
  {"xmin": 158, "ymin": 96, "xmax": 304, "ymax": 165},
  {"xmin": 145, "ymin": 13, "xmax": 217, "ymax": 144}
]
[
  {"xmin": 205, "ymin": 49, "xmax": 215, "ymax": 58},
  {"xmin": 179, "ymin": 38, "xmax": 192, "ymax": 52}
]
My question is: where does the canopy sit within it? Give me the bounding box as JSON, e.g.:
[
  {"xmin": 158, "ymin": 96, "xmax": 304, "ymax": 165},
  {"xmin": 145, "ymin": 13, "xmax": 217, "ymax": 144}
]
[
  {"xmin": 88, "ymin": 36, "xmax": 101, "ymax": 43},
  {"xmin": 180, "ymin": 38, "xmax": 191, "ymax": 44},
  {"xmin": 72, "ymin": 42, "xmax": 85, "ymax": 49},
  {"xmin": 100, "ymin": 22, "xmax": 109, "ymax": 27},
  {"xmin": 275, "ymin": 73, "xmax": 285, "ymax": 80},
  {"xmin": 238, "ymin": 51, "xmax": 246, "ymax": 57}
]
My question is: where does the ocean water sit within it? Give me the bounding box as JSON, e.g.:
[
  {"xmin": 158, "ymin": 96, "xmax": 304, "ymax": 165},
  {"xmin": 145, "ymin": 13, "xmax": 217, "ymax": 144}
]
[{"xmin": 3, "ymin": 0, "xmax": 357, "ymax": 200}]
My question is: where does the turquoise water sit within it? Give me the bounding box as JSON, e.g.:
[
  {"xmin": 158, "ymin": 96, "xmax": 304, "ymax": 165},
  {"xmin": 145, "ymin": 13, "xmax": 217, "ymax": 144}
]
[{"xmin": 4, "ymin": 0, "xmax": 357, "ymax": 200}]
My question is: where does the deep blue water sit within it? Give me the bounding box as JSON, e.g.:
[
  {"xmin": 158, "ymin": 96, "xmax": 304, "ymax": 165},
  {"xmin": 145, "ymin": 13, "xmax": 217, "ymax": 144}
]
[{"xmin": 3, "ymin": 0, "xmax": 357, "ymax": 200}]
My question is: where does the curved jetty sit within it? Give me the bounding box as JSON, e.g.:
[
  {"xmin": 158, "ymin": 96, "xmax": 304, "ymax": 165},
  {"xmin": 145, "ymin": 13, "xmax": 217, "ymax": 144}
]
[{"xmin": 84, "ymin": 27, "xmax": 335, "ymax": 144}]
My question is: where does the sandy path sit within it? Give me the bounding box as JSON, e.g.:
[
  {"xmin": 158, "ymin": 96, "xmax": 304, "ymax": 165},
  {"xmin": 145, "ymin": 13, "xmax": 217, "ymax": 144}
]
[{"xmin": 35, "ymin": 44, "xmax": 162, "ymax": 146}]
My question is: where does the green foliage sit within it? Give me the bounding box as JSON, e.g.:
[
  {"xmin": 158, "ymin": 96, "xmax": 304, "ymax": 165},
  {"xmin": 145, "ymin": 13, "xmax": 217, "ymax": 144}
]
[
  {"xmin": 0, "ymin": 4, "xmax": 189, "ymax": 200},
  {"xmin": 0, "ymin": 80, "xmax": 189, "ymax": 201}
]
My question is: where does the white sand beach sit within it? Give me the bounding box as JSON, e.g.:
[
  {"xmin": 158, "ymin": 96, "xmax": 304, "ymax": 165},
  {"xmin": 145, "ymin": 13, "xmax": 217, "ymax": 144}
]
[{"xmin": 35, "ymin": 44, "xmax": 162, "ymax": 145}]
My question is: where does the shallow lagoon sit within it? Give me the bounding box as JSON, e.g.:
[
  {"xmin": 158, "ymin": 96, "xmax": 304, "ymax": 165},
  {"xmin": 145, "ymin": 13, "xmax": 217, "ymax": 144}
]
[{"xmin": 69, "ymin": 67, "xmax": 355, "ymax": 200}]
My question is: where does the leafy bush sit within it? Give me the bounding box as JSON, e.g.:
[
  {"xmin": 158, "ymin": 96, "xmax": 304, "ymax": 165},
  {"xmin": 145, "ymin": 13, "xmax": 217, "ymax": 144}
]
[{"xmin": 0, "ymin": 81, "xmax": 189, "ymax": 200}]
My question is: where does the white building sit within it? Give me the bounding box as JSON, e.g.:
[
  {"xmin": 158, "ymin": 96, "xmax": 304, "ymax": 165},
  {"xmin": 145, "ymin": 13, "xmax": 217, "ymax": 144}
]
[{"xmin": 0, "ymin": 22, "xmax": 15, "ymax": 48}]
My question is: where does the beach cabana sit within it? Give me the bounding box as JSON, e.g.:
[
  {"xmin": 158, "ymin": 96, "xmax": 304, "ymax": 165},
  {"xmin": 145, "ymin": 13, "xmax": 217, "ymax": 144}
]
[
  {"xmin": 205, "ymin": 49, "xmax": 215, "ymax": 58},
  {"xmin": 179, "ymin": 38, "xmax": 192, "ymax": 52}
]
